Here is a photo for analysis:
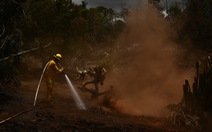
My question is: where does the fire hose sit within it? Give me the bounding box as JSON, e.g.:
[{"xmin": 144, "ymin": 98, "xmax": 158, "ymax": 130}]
[
  {"xmin": 0, "ymin": 61, "xmax": 50, "ymax": 125},
  {"xmin": 0, "ymin": 62, "xmax": 84, "ymax": 125},
  {"xmin": 0, "ymin": 108, "xmax": 33, "ymax": 124},
  {"xmin": 33, "ymin": 61, "xmax": 50, "ymax": 106}
]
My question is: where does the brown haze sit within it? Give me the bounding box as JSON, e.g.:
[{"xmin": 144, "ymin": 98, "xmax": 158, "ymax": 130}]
[{"xmin": 103, "ymin": 6, "xmax": 194, "ymax": 117}]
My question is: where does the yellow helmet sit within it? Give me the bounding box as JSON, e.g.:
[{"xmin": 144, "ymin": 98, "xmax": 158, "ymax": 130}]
[{"xmin": 54, "ymin": 53, "xmax": 62, "ymax": 61}]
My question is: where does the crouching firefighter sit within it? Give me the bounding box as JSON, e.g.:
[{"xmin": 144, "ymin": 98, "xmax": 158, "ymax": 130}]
[{"xmin": 45, "ymin": 53, "xmax": 64, "ymax": 102}]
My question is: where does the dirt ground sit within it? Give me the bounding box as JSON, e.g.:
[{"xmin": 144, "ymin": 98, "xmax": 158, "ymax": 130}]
[{"xmin": 0, "ymin": 70, "xmax": 191, "ymax": 132}]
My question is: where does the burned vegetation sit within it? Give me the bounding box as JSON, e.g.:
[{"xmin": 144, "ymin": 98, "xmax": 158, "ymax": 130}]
[{"xmin": 167, "ymin": 56, "xmax": 212, "ymax": 130}]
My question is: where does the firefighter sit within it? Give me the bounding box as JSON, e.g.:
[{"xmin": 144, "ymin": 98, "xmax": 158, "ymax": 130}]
[{"xmin": 45, "ymin": 53, "xmax": 64, "ymax": 102}]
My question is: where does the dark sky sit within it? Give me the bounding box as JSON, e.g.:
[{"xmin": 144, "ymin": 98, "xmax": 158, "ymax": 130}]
[
  {"xmin": 72, "ymin": 0, "xmax": 146, "ymax": 11},
  {"xmin": 72, "ymin": 0, "xmax": 182, "ymax": 11}
]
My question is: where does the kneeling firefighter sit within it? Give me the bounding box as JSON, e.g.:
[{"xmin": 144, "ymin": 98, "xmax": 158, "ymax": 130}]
[{"xmin": 45, "ymin": 53, "xmax": 64, "ymax": 102}]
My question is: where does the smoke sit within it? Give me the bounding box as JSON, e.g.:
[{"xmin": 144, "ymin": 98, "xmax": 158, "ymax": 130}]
[{"xmin": 103, "ymin": 5, "xmax": 194, "ymax": 117}]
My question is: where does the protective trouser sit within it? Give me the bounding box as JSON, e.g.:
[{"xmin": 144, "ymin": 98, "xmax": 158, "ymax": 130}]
[{"xmin": 46, "ymin": 78, "xmax": 54, "ymax": 102}]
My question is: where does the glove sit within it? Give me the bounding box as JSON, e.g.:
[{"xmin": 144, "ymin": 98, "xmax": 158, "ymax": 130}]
[{"xmin": 61, "ymin": 67, "xmax": 64, "ymax": 73}]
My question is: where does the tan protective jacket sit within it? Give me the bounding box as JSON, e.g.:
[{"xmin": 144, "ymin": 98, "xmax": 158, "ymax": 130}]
[{"xmin": 45, "ymin": 59, "xmax": 63, "ymax": 83}]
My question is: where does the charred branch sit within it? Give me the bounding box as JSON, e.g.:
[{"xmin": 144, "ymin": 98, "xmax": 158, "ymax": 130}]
[
  {"xmin": 168, "ymin": 55, "xmax": 212, "ymax": 129},
  {"xmin": 0, "ymin": 25, "xmax": 5, "ymax": 38},
  {"xmin": 11, "ymin": 0, "xmax": 24, "ymax": 8},
  {"xmin": 0, "ymin": 35, "xmax": 8, "ymax": 49},
  {"xmin": 0, "ymin": 42, "xmax": 52, "ymax": 62}
]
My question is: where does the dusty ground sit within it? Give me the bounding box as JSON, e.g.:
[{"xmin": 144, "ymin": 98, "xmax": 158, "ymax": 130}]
[{"xmin": 0, "ymin": 70, "xmax": 192, "ymax": 132}]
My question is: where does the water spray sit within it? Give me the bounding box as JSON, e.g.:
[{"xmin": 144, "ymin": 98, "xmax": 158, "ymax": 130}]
[
  {"xmin": 64, "ymin": 74, "xmax": 86, "ymax": 110},
  {"xmin": 58, "ymin": 63, "xmax": 86, "ymax": 109}
]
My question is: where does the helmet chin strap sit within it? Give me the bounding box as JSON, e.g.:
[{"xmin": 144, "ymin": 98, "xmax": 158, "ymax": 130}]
[{"xmin": 53, "ymin": 58, "xmax": 59, "ymax": 63}]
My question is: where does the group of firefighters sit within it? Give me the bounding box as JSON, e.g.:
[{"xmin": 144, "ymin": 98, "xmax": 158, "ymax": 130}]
[{"xmin": 44, "ymin": 53, "xmax": 107, "ymax": 103}]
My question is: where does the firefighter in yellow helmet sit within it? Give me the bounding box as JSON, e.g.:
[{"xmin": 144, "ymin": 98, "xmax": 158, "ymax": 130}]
[{"xmin": 45, "ymin": 53, "xmax": 64, "ymax": 102}]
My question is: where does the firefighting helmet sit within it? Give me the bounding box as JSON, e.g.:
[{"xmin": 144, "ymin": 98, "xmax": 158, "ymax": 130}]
[{"xmin": 54, "ymin": 53, "xmax": 62, "ymax": 61}]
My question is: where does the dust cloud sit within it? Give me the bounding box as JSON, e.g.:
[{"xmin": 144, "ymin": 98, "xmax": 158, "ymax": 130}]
[{"xmin": 104, "ymin": 6, "xmax": 194, "ymax": 117}]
